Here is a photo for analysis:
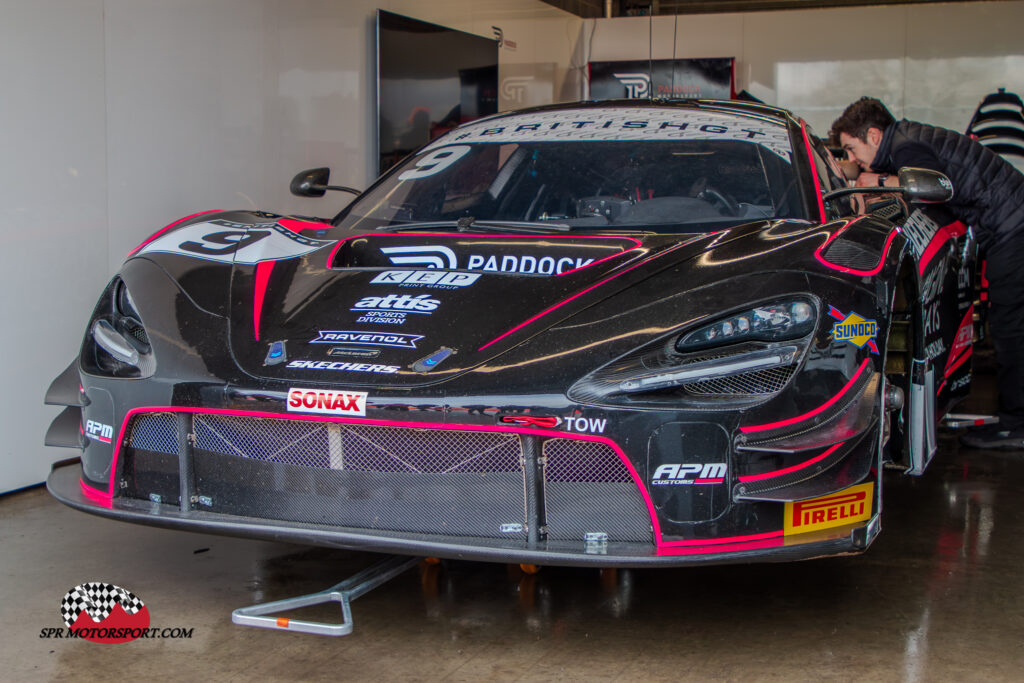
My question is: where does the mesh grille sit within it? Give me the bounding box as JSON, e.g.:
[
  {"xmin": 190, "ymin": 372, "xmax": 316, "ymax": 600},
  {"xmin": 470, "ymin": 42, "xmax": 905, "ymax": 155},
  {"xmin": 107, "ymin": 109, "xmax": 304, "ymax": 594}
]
[
  {"xmin": 128, "ymin": 412, "xmax": 178, "ymax": 454},
  {"xmin": 542, "ymin": 439, "xmax": 652, "ymax": 542},
  {"xmin": 121, "ymin": 413, "xmax": 653, "ymax": 545},
  {"xmin": 823, "ymin": 239, "xmax": 882, "ymax": 270},
  {"xmin": 683, "ymin": 365, "xmax": 796, "ymax": 396}
]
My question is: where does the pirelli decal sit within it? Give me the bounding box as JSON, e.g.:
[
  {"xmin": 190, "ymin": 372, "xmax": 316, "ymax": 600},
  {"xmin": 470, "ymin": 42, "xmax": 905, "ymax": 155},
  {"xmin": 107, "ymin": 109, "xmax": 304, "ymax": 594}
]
[{"xmin": 784, "ymin": 482, "xmax": 874, "ymax": 536}]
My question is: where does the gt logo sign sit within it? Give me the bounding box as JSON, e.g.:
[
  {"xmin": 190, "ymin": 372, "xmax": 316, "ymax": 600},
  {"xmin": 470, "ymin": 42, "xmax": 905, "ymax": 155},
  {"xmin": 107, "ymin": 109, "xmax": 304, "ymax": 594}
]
[
  {"xmin": 287, "ymin": 388, "xmax": 368, "ymax": 417},
  {"xmin": 784, "ymin": 482, "xmax": 873, "ymax": 535},
  {"xmin": 651, "ymin": 463, "xmax": 726, "ymax": 486},
  {"xmin": 85, "ymin": 420, "xmax": 113, "ymax": 444}
]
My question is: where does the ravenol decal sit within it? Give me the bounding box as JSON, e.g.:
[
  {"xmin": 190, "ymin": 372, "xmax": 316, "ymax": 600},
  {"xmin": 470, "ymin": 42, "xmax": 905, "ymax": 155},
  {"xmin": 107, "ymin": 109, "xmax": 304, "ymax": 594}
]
[
  {"xmin": 784, "ymin": 482, "xmax": 874, "ymax": 535},
  {"xmin": 311, "ymin": 331, "xmax": 424, "ymax": 349},
  {"xmin": 828, "ymin": 306, "xmax": 879, "ymax": 354}
]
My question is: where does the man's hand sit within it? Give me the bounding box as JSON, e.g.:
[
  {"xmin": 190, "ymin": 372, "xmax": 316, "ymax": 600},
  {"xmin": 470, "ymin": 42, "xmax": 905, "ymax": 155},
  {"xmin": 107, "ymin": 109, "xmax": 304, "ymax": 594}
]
[{"xmin": 854, "ymin": 172, "xmax": 883, "ymax": 188}]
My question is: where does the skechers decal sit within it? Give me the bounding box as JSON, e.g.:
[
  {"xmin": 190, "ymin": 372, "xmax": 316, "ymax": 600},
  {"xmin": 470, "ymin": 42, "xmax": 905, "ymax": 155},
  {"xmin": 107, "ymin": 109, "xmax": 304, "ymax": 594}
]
[{"xmin": 287, "ymin": 360, "xmax": 400, "ymax": 374}]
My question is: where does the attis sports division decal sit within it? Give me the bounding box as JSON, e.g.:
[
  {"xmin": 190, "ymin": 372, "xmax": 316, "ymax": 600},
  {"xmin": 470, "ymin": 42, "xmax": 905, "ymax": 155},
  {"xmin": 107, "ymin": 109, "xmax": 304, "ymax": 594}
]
[
  {"xmin": 784, "ymin": 482, "xmax": 874, "ymax": 535},
  {"xmin": 828, "ymin": 306, "xmax": 879, "ymax": 353},
  {"xmin": 287, "ymin": 388, "xmax": 368, "ymax": 416}
]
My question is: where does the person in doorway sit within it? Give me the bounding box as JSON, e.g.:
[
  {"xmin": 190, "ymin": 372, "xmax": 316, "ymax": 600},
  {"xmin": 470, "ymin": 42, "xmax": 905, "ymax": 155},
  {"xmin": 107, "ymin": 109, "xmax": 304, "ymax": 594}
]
[{"xmin": 830, "ymin": 96, "xmax": 1024, "ymax": 449}]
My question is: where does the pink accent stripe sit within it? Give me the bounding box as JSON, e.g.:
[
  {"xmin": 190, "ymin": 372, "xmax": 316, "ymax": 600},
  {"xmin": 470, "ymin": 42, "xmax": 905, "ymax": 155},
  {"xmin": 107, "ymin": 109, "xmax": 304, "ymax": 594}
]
[
  {"xmin": 936, "ymin": 380, "xmax": 947, "ymax": 397},
  {"xmin": 945, "ymin": 346, "xmax": 972, "ymax": 378},
  {"xmin": 325, "ymin": 233, "xmax": 642, "ymax": 271},
  {"xmin": 814, "ymin": 216, "xmax": 898, "ymax": 276},
  {"xmin": 478, "ymin": 241, "xmax": 692, "ymax": 351},
  {"xmin": 660, "ymin": 529, "xmax": 783, "ymax": 547},
  {"xmin": 694, "ymin": 478, "xmax": 723, "ymax": 484},
  {"xmin": 801, "ymin": 121, "xmax": 827, "ymax": 223},
  {"xmin": 657, "ymin": 537, "xmax": 785, "ymax": 556},
  {"xmin": 252, "ymin": 260, "xmax": 276, "ymax": 341},
  {"xmin": 917, "ymin": 223, "xmax": 955, "ymax": 276},
  {"xmin": 105, "ymin": 406, "xmax": 665, "ymax": 545},
  {"xmin": 80, "ymin": 480, "xmax": 113, "ymax": 507},
  {"xmin": 740, "ymin": 358, "xmax": 871, "ymax": 434},
  {"xmin": 128, "ymin": 210, "xmax": 221, "ymax": 257},
  {"xmin": 278, "ymin": 217, "xmax": 331, "ymax": 233},
  {"xmin": 737, "ymin": 442, "xmax": 845, "ymax": 483}
]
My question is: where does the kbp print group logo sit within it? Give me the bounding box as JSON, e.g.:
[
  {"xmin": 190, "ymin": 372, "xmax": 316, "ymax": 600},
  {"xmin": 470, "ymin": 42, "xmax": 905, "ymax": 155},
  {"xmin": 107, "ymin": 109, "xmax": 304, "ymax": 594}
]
[{"xmin": 60, "ymin": 582, "xmax": 150, "ymax": 643}]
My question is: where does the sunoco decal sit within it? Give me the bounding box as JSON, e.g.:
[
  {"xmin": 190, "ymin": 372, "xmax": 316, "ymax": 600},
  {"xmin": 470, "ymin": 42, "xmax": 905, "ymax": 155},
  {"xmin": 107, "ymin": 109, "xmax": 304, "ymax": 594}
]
[
  {"xmin": 828, "ymin": 306, "xmax": 879, "ymax": 354},
  {"xmin": 422, "ymin": 108, "xmax": 793, "ymax": 161},
  {"xmin": 784, "ymin": 482, "xmax": 873, "ymax": 535},
  {"xmin": 287, "ymin": 387, "xmax": 368, "ymax": 416},
  {"xmin": 311, "ymin": 331, "xmax": 423, "ymax": 349},
  {"xmin": 136, "ymin": 219, "xmax": 333, "ymax": 264}
]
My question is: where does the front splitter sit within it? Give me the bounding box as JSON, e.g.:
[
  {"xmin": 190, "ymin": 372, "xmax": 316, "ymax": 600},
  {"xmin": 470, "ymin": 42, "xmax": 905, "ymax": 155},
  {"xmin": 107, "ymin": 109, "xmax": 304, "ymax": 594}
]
[{"xmin": 47, "ymin": 462, "xmax": 869, "ymax": 568}]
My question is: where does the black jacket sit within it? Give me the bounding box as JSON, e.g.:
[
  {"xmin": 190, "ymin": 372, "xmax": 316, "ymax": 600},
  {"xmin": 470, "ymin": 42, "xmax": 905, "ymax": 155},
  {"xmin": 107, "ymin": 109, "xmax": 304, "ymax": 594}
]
[{"xmin": 872, "ymin": 119, "xmax": 1024, "ymax": 251}]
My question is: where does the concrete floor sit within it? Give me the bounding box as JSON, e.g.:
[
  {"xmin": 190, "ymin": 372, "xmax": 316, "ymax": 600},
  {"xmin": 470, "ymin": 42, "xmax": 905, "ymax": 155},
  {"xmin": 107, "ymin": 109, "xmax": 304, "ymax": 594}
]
[{"xmin": 7, "ymin": 389, "xmax": 1024, "ymax": 680}]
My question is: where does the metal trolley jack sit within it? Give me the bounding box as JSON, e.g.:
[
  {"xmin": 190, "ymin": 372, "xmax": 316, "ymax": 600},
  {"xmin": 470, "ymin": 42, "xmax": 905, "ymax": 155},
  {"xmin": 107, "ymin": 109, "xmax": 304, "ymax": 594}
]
[{"xmin": 232, "ymin": 555, "xmax": 420, "ymax": 636}]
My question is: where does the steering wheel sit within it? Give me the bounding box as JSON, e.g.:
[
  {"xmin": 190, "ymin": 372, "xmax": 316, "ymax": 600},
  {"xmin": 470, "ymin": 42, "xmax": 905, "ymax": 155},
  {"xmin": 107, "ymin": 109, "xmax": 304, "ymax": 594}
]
[{"xmin": 698, "ymin": 186, "xmax": 740, "ymax": 217}]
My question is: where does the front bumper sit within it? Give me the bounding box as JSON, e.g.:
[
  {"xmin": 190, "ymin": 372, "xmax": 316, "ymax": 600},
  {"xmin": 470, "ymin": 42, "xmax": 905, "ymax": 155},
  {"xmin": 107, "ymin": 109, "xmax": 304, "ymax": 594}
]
[{"xmin": 49, "ymin": 462, "xmax": 878, "ymax": 568}]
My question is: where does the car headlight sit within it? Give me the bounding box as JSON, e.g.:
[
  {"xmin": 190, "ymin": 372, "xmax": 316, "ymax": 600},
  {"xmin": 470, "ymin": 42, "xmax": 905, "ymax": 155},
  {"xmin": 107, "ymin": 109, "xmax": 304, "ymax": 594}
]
[
  {"xmin": 81, "ymin": 277, "xmax": 155, "ymax": 378},
  {"xmin": 568, "ymin": 297, "xmax": 817, "ymax": 407},
  {"xmin": 676, "ymin": 300, "xmax": 815, "ymax": 352}
]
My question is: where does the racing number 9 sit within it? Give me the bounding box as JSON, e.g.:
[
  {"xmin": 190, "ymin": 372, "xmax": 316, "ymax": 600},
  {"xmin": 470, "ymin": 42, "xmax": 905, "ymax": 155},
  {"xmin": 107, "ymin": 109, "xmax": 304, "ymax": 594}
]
[
  {"xmin": 179, "ymin": 230, "xmax": 271, "ymax": 256},
  {"xmin": 398, "ymin": 146, "xmax": 471, "ymax": 181}
]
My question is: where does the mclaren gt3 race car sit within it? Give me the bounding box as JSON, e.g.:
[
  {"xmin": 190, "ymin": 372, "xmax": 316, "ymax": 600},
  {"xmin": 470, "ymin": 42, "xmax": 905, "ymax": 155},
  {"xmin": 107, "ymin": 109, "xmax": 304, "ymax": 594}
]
[{"xmin": 45, "ymin": 100, "xmax": 975, "ymax": 567}]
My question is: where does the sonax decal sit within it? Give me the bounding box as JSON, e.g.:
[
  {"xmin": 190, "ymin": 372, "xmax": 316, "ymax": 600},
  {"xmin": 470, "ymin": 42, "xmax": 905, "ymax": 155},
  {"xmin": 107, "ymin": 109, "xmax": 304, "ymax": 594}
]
[
  {"xmin": 784, "ymin": 482, "xmax": 873, "ymax": 535},
  {"xmin": 287, "ymin": 388, "xmax": 368, "ymax": 416}
]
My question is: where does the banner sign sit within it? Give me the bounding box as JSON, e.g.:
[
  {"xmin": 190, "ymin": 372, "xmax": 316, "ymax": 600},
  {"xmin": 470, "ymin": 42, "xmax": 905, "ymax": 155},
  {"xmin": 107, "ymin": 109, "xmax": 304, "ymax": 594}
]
[{"xmin": 588, "ymin": 58, "xmax": 734, "ymax": 101}]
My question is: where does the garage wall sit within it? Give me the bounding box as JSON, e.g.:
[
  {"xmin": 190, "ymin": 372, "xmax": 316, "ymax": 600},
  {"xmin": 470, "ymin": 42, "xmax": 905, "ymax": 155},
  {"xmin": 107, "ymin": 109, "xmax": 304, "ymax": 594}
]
[
  {"xmin": 2, "ymin": 0, "xmax": 581, "ymax": 493},
  {"xmin": 585, "ymin": 1, "xmax": 1024, "ymax": 136}
]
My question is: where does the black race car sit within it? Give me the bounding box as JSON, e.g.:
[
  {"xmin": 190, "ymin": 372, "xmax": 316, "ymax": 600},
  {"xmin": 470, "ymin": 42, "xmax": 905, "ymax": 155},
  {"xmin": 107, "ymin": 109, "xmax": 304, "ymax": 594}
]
[{"xmin": 45, "ymin": 100, "xmax": 975, "ymax": 566}]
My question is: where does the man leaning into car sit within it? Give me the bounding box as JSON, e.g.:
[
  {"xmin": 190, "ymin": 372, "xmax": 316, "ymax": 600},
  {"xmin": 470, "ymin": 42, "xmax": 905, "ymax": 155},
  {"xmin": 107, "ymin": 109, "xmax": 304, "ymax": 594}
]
[{"xmin": 831, "ymin": 96, "xmax": 1024, "ymax": 450}]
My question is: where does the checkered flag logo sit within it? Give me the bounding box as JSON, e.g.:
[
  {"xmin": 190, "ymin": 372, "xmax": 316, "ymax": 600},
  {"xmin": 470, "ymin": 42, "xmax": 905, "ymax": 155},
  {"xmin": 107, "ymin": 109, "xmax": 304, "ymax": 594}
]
[{"xmin": 60, "ymin": 582, "xmax": 146, "ymax": 628}]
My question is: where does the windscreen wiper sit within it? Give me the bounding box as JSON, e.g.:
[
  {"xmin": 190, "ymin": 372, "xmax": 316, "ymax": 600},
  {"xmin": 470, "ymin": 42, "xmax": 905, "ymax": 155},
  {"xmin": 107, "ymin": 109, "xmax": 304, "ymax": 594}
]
[{"xmin": 380, "ymin": 217, "xmax": 571, "ymax": 234}]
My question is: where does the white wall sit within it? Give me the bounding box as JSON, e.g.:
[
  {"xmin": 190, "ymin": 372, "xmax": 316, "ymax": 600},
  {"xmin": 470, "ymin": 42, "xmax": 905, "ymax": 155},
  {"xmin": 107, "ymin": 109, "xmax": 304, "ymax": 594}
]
[
  {"xmin": 2, "ymin": 0, "xmax": 580, "ymax": 493},
  {"xmin": 585, "ymin": 1, "xmax": 1024, "ymax": 136}
]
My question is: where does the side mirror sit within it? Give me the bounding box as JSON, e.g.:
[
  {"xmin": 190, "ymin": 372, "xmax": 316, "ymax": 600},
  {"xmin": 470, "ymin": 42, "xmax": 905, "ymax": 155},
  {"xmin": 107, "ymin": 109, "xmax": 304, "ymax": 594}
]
[
  {"xmin": 289, "ymin": 168, "xmax": 361, "ymax": 198},
  {"xmin": 897, "ymin": 167, "xmax": 954, "ymax": 203}
]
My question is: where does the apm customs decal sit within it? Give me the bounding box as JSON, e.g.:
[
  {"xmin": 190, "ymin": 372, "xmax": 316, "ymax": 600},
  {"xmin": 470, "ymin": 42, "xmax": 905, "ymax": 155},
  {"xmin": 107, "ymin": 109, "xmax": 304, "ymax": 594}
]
[
  {"xmin": 136, "ymin": 219, "xmax": 333, "ymax": 264},
  {"xmin": 651, "ymin": 463, "xmax": 727, "ymax": 486},
  {"xmin": 310, "ymin": 331, "xmax": 424, "ymax": 349},
  {"xmin": 84, "ymin": 420, "xmax": 113, "ymax": 444},
  {"xmin": 828, "ymin": 306, "xmax": 879, "ymax": 354}
]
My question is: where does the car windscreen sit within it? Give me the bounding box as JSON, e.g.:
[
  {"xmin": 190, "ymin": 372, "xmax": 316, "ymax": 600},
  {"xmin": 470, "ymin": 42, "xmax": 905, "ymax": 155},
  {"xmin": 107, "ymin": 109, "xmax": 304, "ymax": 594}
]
[{"xmin": 335, "ymin": 107, "xmax": 807, "ymax": 232}]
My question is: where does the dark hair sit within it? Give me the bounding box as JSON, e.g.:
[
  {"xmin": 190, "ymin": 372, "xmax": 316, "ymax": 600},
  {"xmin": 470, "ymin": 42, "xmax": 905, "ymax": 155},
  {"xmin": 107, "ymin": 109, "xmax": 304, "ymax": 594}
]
[{"xmin": 830, "ymin": 97, "xmax": 896, "ymax": 141}]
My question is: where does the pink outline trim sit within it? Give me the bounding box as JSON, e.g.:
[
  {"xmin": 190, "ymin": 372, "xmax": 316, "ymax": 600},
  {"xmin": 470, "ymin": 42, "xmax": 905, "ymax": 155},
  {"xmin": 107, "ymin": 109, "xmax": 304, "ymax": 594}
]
[
  {"xmin": 127, "ymin": 210, "xmax": 221, "ymax": 257},
  {"xmin": 325, "ymin": 233, "xmax": 642, "ymax": 272},
  {"xmin": 478, "ymin": 241, "xmax": 692, "ymax": 351},
  {"xmin": 105, "ymin": 406, "xmax": 665, "ymax": 544},
  {"xmin": 737, "ymin": 442, "xmax": 845, "ymax": 483},
  {"xmin": 945, "ymin": 346, "xmax": 972, "ymax": 378},
  {"xmin": 252, "ymin": 260, "xmax": 276, "ymax": 341},
  {"xmin": 660, "ymin": 529, "xmax": 783, "ymax": 547},
  {"xmin": 936, "ymin": 380, "xmax": 947, "ymax": 397},
  {"xmin": 740, "ymin": 358, "xmax": 871, "ymax": 434},
  {"xmin": 658, "ymin": 537, "xmax": 785, "ymax": 556},
  {"xmin": 80, "ymin": 480, "xmax": 113, "ymax": 507},
  {"xmin": 801, "ymin": 121, "xmax": 827, "ymax": 223},
  {"xmin": 278, "ymin": 217, "xmax": 331, "ymax": 234},
  {"xmin": 814, "ymin": 216, "xmax": 898, "ymax": 276}
]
